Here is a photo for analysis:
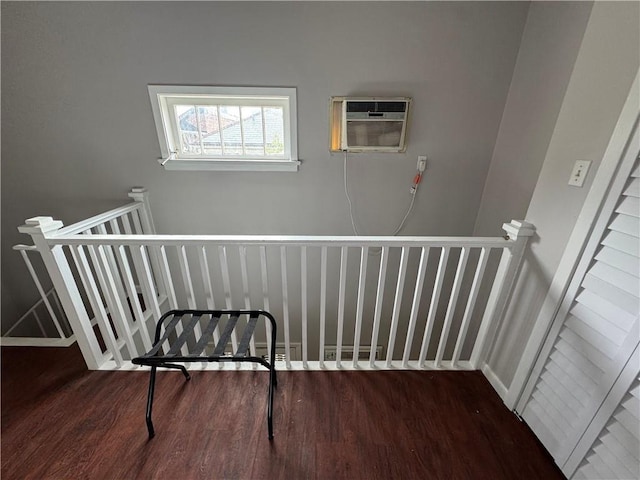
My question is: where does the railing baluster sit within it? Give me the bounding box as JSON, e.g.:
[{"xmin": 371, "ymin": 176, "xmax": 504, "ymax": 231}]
[
  {"xmin": 435, "ymin": 247, "xmax": 470, "ymax": 367},
  {"xmin": 320, "ymin": 246, "xmax": 327, "ymax": 368},
  {"xmin": 301, "ymin": 246, "xmax": 308, "ymax": 368},
  {"xmin": 121, "ymin": 214, "xmax": 156, "ymax": 335},
  {"xmin": 336, "ymin": 246, "xmax": 348, "ymax": 368},
  {"xmin": 70, "ymin": 245, "xmax": 123, "ymax": 366},
  {"xmin": 83, "ymin": 233, "xmax": 130, "ymax": 358},
  {"xmin": 138, "ymin": 245, "xmax": 162, "ymax": 334},
  {"xmin": 96, "ymin": 224, "xmax": 136, "ymax": 335},
  {"xmin": 116, "ymin": 245, "xmax": 153, "ymax": 351},
  {"xmin": 402, "ymin": 247, "xmax": 429, "ymax": 367},
  {"xmin": 96, "ymin": 243, "xmax": 138, "ymax": 357},
  {"xmin": 218, "ymin": 246, "xmax": 238, "ymax": 354},
  {"xmin": 352, "ymin": 246, "xmax": 368, "ymax": 368},
  {"xmin": 156, "ymin": 245, "xmax": 188, "ymax": 355},
  {"xmin": 419, "ymin": 247, "xmax": 450, "ymax": 366},
  {"xmin": 370, "ymin": 247, "xmax": 388, "ymax": 367},
  {"xmin": 159, "ymin": 245, "xmax": 178, "ymax": 309},
  {"xmin": 239, "ymin": 246, "xmax": 256, "ymax": 361},
  {"xmin": 132, "ymin": 209, "xmax": 166, "ymax": 300},
  {"xmin": 259, "ymin": 246, "xmax": 273, "ymax": 356},
  {"xmin": 18, "ymin": 249, "xmax": 66, "ymax": 338},
  {"xmin": 452, "ymin": 247, "xmax": 489, "ymax": 366},
  {"xmin": 280, "ymin": 246, "xmax": 291, "ymax": 369},
  {"xmin": 130, "ymin": 209, "xmax": 144, "ymax": 234},
  {"xmin": 177, "ymin": 245, "xmax": 196, "ymax": 308},
  {"xmin": 109, "ymin": 219, "xmax": 153, "ymax": 351},
  {"xmin": 386, "ymin": 246, "xmax": 409, "ymax": 367},
  {"xmin": 177, "ymin": 245, "xmax": 203, "ymax": 342},
  {"xmin": 33, "ymin": 311, "xmax": 46, "ymax": 337},
  {"xmin": 198, "ymin": 246, "xmax": 220, "ymax": 344}
]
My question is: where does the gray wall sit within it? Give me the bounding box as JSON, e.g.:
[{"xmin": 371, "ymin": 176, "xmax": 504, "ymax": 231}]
[
  {"xmin": 1, "ymin": 1, "xmax": 529, "ymax": 330},
  {"xmin": 473, "ymin": 1, "xmax": 593, "ymax": 236},
  {"xmin": 485, "ymin": 1, "xmax": 640, "ymax": 388}
]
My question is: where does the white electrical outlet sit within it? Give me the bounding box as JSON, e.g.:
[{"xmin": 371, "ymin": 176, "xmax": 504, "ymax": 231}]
[{"xmin": 568, "ymin": 160, "xmax": 591, "ymax": 187}]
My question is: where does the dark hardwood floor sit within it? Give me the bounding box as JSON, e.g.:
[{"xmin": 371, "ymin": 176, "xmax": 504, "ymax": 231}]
[{"xmin": 1, "ymin": 345, "xmax": 564, "ymax": 479}]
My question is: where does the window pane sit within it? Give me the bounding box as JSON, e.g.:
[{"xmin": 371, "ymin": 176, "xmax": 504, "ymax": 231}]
[
  {"xmin": 264, "ymin": 107, "xmax": 285, "ymax": 156},
  {"xmin": 198, "ymin": 106, "xmax": 222, "ymax": 156},
  {"xmin": 241, "ymin": 107, "xmax": 264, "ymax": 156},
  {"xmin": 220, "ymin": 106, "xmax": 242, "ymax": 155},
  {"xmin": 175, "ymin": 105, "xmax": 201, "ymax": 154}
]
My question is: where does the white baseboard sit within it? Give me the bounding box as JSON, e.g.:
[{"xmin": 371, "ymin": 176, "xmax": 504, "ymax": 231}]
[
  {"xmin": 0, "ymin": 336, "xmax": 76, "ymax": 347},
  {"xmin": 482, "ymin": 362, "xmax": 508, "ymax": 402}
]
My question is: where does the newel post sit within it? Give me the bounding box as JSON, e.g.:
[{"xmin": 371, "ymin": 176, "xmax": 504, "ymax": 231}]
[
  {"xmin": 18, "ymin": 217, "xmax": 103, "ymax": 369},
  {"xmin": 470, "ymin": 220, "xmax": 535, "ymax": 369}
]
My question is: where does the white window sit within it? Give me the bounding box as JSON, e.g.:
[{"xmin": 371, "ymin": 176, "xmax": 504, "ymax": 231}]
[{"xmin": 148, "ymin": 86, "xmax": 299, "ymax": 171}]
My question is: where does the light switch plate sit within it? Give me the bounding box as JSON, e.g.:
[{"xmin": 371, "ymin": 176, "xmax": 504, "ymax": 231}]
[{"xmin": 568, "ymin": 160, "xmax": 592, "ymax": 187}]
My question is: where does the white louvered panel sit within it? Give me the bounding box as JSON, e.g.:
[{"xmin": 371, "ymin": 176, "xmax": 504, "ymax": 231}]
[
  {"xmin": 595, "ymin": 245, "xmax": 640, "ymax": 277},
  {"xmin": 623, "ymin": 176, "xmax": 640, "ymax": 198},
  {"xmin": 581, "ymin": 274, "xmax": 639, "ymax": 316},
  {"xmin": 521, "ymin": 149, "xmax": 640, "ymax": 471},
  {"xmin": 615, "ymin": 195, "xmax": 640, "ymax": 218},
  {"xmin": 539, "ymin": 369, "xmax": 587, "ymax": 413},
  {"xmin": 612, "ymin": 408, "xmax": 639, "ymax": 441},
  {"xmin": 601, "ymin": 230, "xmax": 640, "ymax": 257},
  {"xmin": 565, "ymin": 315, "xmax": 620, "ymax": 359},
  {"xmin": 608, "ymin": 422, "xmax": 640, "ymax": 461},
  {"xmin": 592, "ymin": 441, "xmax": 636, "ymax": 479},
  {"xmin": 589, "ymin": 261, "xmax": 640, "ymax": 297},
  {"xmin": 632, "ymin": 162, "xmax": 640, "ymax": 178},
  {"xmin": 572, "ymin": 379, "xmax": 640, "ymax": 480},
  {"xmin": 559, "ymin": 328, "xmax": 611, "ymax": 372},
  {"xmin": 574, "ymin": 465, "xmax": 597, "ymax": 480},
  {"xmin": 536, "ymin": 382, "xmax": 581, "ymax": 428},
  {"xmin": 531, "ymin": 387, "xmax": 575, "ymax": 433},
  {"xmin": 545, "ymin": 358, "xmax": 595, "ymax": 407},
  {"xmin": 570, "ymin": 299, "xmax": 629, "ymax": 345},
  {"xmin": 599, "ymin": 430, "xmax": 638, "ymax": 476},
  {"xmin": 620, "ymin": 386, "xmax": 639, "ymax": 423},
  {"xmin": 576, "ymin": 285, "xmax": 638, "ymax": 328},
  {"xmin": 554, "ymin": 338, "xmax": 604, "ymax": 383},
  {"xmin": 582, "ymin": 451, "xmax": 621, "ymax": 480},
  {"xmin": 550, "ymin": 349, "xmax": 599, "ymax": 395},
  {"xmin": 609, "ymin": 212, "xmax": 639, "ymax": 237},
  {"xmin": 526, "ymin": 399, "xmax": 567, "ymax": 453}
]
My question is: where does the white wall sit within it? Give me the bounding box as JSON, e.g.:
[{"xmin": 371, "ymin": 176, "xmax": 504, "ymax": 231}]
[
  {"xmin": 486, "ymin": 1, "xmax": 640, "ymax": 390},
  {"xmin": 1, "ymin": 2, "xmax": 529, "ymax": 330}
]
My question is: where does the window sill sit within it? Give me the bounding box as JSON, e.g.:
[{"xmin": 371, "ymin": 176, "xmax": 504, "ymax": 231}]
[{"xmin": 161, "ymin": 158, "xmax": 300, "ymax": 172}]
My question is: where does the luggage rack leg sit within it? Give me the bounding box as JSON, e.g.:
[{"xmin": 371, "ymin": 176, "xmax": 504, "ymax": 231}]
[{"xmin": 145, "ymin": 363, "xmax": 191, "ymax": 439}]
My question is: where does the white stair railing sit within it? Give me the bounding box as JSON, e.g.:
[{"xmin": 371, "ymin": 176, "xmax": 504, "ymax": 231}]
[
  {"xmin": 1, "ymin": 244, "xmax": 71, "ymax": 347},
  {"xmin": 16, "ymin": 188, "xmax": 535, "ymax": 372}
]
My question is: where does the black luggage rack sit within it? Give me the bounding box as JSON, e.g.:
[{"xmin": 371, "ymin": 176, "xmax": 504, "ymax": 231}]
[{"xmin": 132, "ymin": 309, "xmax": 277, "ymax": 439}]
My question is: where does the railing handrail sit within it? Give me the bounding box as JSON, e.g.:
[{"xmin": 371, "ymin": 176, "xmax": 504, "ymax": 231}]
[
  {"xmin": 55, "ymin": 202, "xmax": 142, "ymax": 236},
  {"xmin": 43, "ymin": 233, "xmax": 513, "ymax": 249}
]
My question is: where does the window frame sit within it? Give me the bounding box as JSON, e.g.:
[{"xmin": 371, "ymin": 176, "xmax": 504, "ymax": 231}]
[{"xmin": 148, "ymin": 85, "xmax": 299, "ymax": 171}]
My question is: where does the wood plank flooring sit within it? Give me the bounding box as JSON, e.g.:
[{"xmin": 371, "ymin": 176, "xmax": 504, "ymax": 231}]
[{"xmin": 1, "ymin": 345, "xmax": 564, "ymax": 479}]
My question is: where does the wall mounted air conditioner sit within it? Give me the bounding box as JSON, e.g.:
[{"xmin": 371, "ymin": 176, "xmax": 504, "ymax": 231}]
[{"xmin": 330, "ymin": 97, "xmax": 411, "ymax": 152}]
